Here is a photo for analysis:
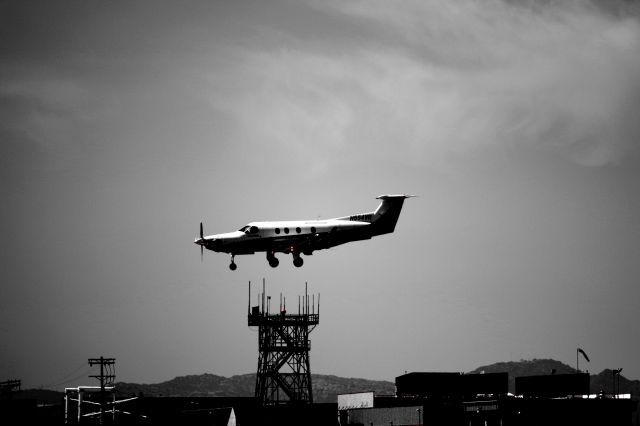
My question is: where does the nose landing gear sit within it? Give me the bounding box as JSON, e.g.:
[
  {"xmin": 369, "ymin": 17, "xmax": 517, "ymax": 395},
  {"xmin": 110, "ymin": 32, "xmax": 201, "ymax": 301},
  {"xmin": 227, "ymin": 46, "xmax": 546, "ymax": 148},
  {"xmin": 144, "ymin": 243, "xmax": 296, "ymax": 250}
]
[
  {"xmin": 292, "ymin": 254, "xmax": 304, "ymax": 268},
  {"xmin": 229, "ymin": 255, "xmax": 237, "ymax": 271}
]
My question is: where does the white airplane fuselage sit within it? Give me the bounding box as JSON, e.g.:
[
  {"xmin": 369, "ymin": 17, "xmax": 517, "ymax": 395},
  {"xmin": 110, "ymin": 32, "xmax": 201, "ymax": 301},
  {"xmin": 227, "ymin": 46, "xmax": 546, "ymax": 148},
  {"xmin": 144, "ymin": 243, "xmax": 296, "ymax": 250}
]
[{"xmin": 195, "ymin": 194, "xmax": 413, "ymax": 270}]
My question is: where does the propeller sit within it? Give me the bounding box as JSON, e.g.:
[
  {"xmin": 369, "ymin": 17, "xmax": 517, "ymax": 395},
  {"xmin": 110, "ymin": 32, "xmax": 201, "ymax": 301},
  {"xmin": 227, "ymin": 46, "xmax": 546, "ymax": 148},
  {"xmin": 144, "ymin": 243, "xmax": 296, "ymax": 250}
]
[{"xmin": 198, "ymin": 222, "xmax": 204, "ymax": 261}]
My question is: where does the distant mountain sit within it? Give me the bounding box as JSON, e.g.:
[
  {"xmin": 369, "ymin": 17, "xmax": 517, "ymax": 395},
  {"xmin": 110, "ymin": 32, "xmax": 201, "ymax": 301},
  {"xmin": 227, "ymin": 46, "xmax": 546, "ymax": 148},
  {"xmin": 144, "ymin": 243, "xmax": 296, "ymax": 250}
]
[
  {"xmin": 114, "ymin": 373, "xmax": 395, "ymax": 403},
  {"xmin": 19, "ymin": 359, "xmax": 639, "ymax": 403},
  {"xmin": 115, "ymin": 373, "xmax": 255, "ymax": 398},
  {"xmin": 308, "ymin": 375, "xmax": 395, "ymax": 402}
]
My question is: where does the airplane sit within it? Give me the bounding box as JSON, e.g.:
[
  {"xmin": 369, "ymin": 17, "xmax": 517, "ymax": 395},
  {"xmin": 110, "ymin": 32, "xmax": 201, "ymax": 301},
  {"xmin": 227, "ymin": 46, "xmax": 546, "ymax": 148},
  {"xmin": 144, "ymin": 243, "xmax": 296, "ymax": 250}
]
[{"xmin": 194, "ymin": 194, "xmax": 414, "ymax": 270}]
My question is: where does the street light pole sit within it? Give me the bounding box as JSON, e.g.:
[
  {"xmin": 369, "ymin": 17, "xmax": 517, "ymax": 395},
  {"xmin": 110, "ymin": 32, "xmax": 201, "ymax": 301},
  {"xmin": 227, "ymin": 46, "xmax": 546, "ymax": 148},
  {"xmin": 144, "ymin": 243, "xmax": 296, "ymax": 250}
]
[{"xmin": 613, "ymin": 368, "xmax": 623, "ymax": 398}]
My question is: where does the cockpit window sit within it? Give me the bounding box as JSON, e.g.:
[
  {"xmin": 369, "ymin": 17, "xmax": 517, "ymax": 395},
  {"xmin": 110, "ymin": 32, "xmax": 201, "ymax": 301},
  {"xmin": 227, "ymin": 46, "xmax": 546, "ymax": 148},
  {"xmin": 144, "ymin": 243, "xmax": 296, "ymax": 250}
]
[
  {"xmin": 239, "ymin": 226, "xmax": 249, "ymax": 232},
  {"xmin": 250, "ymin": 226, "xmax": 259, "ymax": 234}
]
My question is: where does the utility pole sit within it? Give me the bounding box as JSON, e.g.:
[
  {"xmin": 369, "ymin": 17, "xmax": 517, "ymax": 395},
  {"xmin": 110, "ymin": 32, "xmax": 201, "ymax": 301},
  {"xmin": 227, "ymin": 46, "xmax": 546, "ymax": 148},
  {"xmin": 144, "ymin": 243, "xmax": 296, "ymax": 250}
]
[
  {"xmin": 88, "ymin": 357, "xmax": 115, "ymax": 425},
  {"xmin": 0, "ymin": 379, "xmax": 21, "ymax": 398}
]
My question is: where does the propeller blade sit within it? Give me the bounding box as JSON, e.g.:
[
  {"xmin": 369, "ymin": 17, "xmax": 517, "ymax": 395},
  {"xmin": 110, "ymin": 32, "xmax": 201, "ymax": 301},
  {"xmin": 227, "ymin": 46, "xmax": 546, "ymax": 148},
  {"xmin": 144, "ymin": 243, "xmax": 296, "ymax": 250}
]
[{"xmin": 198, "ymin": 222, "xmax": 204, "ymax": 262}]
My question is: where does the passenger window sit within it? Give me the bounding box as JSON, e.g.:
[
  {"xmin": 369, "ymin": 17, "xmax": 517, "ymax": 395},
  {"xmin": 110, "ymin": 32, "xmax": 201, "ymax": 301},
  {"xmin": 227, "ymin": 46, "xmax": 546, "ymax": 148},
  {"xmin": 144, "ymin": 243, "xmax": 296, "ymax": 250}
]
[
  {"xmin": 275, "ymin": 228, "xmax": 280, "ymax": 234},
  {"xmin": 284, "ymin": 228, "xmax": 289, "ymax": 234},
  {"xmin": 296, "ymin": 227, "xmax": 301, "ymax": 233},
  {"xmin": 311, "ymin": 227, "xmax": 316, "ymax": 233}
]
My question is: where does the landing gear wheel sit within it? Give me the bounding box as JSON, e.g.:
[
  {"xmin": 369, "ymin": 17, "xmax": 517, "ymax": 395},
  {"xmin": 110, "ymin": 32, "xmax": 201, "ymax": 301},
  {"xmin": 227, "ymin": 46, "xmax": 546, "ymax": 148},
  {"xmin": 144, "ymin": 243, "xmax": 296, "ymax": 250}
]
[
  {"xmin": 229, "ymin": 262, "xmax": 237, "ymax": 271},
  {"xmin": 293, "ymin": 257, "xmax": 304, "ymax": 268},
  {"xmin": 269, "ymin": 258, "xmax": 279, "ymax": 268}
]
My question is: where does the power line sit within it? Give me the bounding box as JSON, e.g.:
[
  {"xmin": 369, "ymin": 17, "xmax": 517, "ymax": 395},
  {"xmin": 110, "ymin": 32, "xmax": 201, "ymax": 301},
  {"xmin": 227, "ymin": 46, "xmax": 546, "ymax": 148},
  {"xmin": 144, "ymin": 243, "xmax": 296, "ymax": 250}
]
[
  {"xmin": 46, "ymin": 368, "xmax": 97, "ymax": 390},
  {"xmin": 35, "ymin": 362, "xmax": 97, "ymax": 390}
]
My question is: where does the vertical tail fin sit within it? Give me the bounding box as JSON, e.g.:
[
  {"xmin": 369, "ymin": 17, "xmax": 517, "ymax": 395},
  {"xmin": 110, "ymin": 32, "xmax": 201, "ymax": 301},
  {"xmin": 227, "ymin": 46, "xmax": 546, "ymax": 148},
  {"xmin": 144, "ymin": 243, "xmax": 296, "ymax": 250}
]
[{"xmin": 371, "ymin": 194, "xmax": 414, "ymax": 235}]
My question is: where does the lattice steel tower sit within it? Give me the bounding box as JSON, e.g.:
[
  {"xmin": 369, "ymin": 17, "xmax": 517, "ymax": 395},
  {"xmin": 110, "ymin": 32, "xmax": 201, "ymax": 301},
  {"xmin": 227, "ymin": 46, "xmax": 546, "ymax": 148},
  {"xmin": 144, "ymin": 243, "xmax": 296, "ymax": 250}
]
[{"xmin": 248, "ymin": 280, "xmax": 319, "ymax": 405}]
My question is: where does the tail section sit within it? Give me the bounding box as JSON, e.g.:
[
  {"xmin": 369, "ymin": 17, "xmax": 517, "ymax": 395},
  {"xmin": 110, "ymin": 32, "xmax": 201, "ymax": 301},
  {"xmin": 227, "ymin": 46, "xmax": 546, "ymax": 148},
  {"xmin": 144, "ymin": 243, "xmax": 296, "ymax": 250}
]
[
  {"xmin": 341, "ymin": 194, "xmax": 414, "ymax": 235},
  {"xmin": 370, "ymin": 194, "xmax": 414, "ymax": 235}
]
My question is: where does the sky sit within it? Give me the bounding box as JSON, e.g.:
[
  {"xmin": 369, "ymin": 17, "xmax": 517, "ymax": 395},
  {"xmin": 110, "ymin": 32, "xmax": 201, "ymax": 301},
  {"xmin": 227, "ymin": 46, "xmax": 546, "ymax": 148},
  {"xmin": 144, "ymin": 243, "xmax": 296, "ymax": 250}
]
[{"xmin": 2, "ymin": 0, "xmax": 640, "ymax": 390}]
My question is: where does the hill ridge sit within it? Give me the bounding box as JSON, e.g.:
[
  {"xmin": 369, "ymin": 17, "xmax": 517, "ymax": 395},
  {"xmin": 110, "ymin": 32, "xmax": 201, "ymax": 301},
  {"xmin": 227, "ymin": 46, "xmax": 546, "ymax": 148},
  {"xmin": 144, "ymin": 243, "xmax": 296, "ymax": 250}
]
[{"xmin": 20, "ymin": 359, "xmax": 640, "ymax": 403}]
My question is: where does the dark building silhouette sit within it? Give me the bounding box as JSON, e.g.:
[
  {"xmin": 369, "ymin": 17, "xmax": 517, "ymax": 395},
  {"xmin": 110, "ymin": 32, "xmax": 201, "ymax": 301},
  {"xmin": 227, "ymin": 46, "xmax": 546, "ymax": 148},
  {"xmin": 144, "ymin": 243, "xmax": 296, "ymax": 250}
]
[
  {"xmin": 340, "ymin": 371, "xmax": 637, "ymax": 426},
  {"xmin": 515, "ymin": 372, "xmax": 590, "ymax": 397}
]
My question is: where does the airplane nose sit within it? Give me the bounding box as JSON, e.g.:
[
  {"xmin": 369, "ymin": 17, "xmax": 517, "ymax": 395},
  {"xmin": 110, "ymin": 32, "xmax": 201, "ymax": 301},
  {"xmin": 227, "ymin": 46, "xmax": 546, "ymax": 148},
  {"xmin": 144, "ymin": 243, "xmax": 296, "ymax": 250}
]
[
  {"xmin": 195, "ymin": 238, "xmax": 211, "ymax": 247},
  {"xmin": 195, "ymin": 238, "xmax": 220, "ymax": 249}
]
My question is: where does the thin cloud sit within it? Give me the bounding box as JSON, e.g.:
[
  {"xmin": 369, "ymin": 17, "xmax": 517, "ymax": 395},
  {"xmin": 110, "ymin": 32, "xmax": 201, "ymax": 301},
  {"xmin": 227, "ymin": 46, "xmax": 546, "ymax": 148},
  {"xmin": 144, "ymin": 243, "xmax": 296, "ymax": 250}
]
[{"xmin": 209, "ymin": 0, "xmax": 640, "ymax": 169}]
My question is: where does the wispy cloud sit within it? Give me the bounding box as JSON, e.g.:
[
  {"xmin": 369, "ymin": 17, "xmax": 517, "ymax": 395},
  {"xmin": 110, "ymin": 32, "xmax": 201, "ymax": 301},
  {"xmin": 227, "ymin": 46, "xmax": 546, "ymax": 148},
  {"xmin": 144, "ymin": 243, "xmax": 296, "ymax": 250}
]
[
  {"xmin": 208, "ymin": 0, "xmax": 640, "ymax": 169},
  {"xmin": 2, "ymin": 0, "xmax": 639, "ymax": 181}
]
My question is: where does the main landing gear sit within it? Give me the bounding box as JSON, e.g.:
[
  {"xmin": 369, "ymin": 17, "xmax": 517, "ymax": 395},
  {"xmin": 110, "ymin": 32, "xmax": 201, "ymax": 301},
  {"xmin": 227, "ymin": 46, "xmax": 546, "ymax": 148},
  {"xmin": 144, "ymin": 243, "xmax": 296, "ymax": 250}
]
[
  {"xmin": 267, "ymin": 252, "xmax": 280, "ymax": 268},
  {"xmin": 229, "ymin": 252, "xmax": 306, "ymax": 270},
  {"xmin": 265, "ymin": 252, "xmax": 303, "ymax": 268}
]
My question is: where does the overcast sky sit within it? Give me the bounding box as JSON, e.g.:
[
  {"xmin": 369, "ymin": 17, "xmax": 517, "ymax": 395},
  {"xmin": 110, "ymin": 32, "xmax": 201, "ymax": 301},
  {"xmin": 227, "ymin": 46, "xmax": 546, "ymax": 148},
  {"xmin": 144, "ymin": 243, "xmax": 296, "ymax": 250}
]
[{"xmin": 2, "ymin": 0, "xmax": 640, "ymax": 389}]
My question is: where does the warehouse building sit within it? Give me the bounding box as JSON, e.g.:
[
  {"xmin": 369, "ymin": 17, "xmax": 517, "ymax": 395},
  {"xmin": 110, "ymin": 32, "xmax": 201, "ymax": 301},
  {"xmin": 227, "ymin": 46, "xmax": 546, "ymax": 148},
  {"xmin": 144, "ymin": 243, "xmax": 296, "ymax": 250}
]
[{"xmin": 339, "ymin": 371, "xmax": 637, "ymax": 426}]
